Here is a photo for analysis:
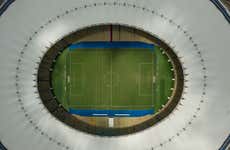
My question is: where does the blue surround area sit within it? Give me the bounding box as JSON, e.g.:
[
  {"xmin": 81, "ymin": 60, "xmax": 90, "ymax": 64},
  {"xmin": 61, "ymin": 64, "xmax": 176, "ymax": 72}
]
[
  {"xmin": 69, "ymin": 108, "xmax": 154, "ymax": 117},
  {"xmin": 69, "ymin": 41, "xmax": 154, "ymax": 50}
]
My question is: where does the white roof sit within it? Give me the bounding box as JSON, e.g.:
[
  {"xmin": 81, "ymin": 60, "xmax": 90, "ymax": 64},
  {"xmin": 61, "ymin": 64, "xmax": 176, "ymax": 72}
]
[{"xmin": 0, "ymin": 0, "xmax": 229, "ymax": 150}]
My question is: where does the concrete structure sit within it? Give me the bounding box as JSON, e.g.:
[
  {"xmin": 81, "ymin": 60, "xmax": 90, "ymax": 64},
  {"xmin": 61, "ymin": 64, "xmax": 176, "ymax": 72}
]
[{"xmin": 0, "ymin": 0, "xmax": 229, "ymax": 150}]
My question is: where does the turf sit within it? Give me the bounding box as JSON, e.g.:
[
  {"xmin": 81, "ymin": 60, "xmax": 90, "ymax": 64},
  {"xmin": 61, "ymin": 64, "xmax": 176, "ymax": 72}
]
[{"xmin": 52, "ymin": 44, "xmax": 174, "ymax": 113}]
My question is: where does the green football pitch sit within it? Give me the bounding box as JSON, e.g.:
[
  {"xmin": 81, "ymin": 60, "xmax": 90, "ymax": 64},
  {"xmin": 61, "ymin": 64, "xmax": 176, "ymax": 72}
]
[{"xmin": 52, "ymin": 43, "xmax": 174, "ymax": 114}]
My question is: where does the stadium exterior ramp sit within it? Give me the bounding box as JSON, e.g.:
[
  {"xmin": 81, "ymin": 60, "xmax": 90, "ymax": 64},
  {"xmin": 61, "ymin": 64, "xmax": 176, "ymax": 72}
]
[{"xmin": 0, "ymin": 0, "xmax": 229, "ymax": 150}]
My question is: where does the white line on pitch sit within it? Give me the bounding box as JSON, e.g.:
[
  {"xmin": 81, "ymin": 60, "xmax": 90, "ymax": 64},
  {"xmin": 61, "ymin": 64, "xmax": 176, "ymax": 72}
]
[
  {"xmin": 115, "ymin": 114, "xmax": 130, "ymax": 116},
  {"xmin": 92, "ymin": 114, "xmax": 108, "ymax": 116}
]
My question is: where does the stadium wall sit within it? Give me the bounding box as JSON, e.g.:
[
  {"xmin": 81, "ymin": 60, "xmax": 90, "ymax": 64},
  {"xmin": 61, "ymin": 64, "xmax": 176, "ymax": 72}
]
[
  {"xmin": 0, "ymin": 142, "xmax": 7, "ymax": 150},
  {"xmin": 0, "ymin": 0, "xmax": 229, "ymax": 148},
  {"xmin": 210, "ymin": 0, "xmax": 230, "ymax": 23},
  {"xmin": 0, "ymin": 1, "xmax": 15, "ymax": 149},
  {"xmin": 0, "ymin": 0, "xmax": 15, "ymax": 16},
  {"xmin": 219, "ymin": 134, "xmax": 230, "ymax": 150}
]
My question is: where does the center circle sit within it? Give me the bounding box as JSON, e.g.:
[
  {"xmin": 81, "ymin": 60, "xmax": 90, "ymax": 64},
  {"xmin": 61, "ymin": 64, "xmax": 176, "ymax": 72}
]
[{"xmin": 38, "ymin": 25, "xmax": 184, "ymax": 136}]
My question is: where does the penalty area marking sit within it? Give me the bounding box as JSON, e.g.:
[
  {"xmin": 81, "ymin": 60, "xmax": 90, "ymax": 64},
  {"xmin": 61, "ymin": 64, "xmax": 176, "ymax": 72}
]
[{"xmin": 138, "ymin": 63, "xmax": 154, "ymax": 97}]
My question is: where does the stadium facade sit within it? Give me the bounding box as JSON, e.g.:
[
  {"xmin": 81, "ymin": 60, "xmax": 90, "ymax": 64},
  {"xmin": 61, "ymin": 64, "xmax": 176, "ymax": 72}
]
[{"xmin": 0, "ymin": 0, "xmax": 229, "ymax": 150}]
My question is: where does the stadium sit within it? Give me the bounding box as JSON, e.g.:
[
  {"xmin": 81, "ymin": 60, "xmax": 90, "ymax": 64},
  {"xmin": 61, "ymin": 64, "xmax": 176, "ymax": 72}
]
[{"xmin": 0, "ymin": 0, "xmax": 229, "ymax": 150}]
